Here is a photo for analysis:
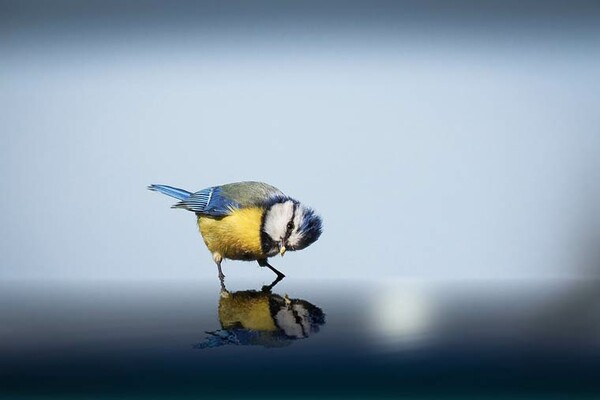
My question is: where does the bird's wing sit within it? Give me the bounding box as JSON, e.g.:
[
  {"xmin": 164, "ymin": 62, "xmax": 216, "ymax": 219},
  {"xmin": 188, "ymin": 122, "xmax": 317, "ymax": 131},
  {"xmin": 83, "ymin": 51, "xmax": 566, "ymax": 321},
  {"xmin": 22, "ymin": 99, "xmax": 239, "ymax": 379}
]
[
  {"xmin": 219, "ymin": 181, "xmax": 285, "ymax": 206},
  {"xmin": 171, "ymin": 186, "xmax": 234, "ymax": 216},
  {"xmin": 172, "ymin": 181, "xmax": 284, "ymax": 216}
]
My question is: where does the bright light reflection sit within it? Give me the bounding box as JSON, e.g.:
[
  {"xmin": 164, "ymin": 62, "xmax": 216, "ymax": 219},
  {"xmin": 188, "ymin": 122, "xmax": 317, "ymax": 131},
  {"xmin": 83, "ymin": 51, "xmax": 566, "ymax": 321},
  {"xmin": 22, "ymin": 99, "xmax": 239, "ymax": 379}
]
[{"xmin": 369, "ymin": 281, "xmax": 438, "ymax": 349}]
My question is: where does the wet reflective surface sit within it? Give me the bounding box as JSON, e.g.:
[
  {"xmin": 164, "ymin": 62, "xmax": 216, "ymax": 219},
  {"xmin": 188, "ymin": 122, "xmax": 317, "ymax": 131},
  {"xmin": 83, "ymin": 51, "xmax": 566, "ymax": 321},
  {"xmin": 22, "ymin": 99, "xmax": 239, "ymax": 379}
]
[
  {"xmin": 195, "ymin": 277, "xmax": 325, "ymax": 349},
  {"xmin": 1, "ymin": 277, "xmax": 600, "ymax": 398}
]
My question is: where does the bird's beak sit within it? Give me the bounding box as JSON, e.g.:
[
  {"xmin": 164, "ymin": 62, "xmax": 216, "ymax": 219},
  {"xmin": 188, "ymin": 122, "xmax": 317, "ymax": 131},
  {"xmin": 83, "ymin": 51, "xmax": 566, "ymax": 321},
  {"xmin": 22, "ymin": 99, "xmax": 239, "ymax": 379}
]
[{"xmin": 279, "ymin": 246, "xmax": 286, "ymax": 257}]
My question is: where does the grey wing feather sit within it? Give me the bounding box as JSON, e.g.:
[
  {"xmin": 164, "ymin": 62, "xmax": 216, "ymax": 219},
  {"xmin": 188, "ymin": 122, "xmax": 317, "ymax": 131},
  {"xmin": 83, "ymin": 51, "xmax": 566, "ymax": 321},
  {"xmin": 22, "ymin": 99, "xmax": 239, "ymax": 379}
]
[{"xmin": 219, "ymin": 181, "xmax": 285, "ymax": 207}]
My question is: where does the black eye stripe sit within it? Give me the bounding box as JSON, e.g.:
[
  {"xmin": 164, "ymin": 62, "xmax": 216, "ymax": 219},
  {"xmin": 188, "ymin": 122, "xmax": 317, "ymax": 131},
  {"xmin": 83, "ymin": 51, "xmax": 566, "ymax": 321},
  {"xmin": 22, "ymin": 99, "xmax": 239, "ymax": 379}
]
[{"xmin": 284, "ymin": 203, "xmax": 297, "ymax": 240}]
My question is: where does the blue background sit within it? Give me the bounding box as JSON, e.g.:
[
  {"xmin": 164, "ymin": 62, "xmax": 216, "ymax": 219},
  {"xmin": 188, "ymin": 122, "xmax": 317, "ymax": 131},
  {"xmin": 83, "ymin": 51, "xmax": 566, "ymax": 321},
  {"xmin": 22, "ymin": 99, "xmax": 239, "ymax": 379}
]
[{"xmin": 1, "ymin": 0, "xmax": 599, "ymax": 282}]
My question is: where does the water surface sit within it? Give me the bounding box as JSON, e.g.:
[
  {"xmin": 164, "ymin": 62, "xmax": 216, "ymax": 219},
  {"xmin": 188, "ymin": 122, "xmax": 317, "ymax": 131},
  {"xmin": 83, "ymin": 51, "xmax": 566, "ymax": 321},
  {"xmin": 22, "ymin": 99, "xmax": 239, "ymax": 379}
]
[{"xmin": 1, "ymin": 277, "xmax": 599, "ymax": 398}]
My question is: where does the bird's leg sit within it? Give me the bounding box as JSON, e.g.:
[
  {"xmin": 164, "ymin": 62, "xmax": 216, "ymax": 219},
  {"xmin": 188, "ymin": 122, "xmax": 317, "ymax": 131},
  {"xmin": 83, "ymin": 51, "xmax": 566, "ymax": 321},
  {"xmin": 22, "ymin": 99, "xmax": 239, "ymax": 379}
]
[
  {"xmin": 257, "ymin": 259, "xmax": 286, "ymax": 279},
  {"xmin": 261, "ymin": 274, "xmax": 285, "ymax": 292},
  {"xmin": 213, "ymin": 252, "xmax": 225, "ymax": 282},
  {"xmin": 218, "ymin": 271, "xmax": 226, "ymax": 293},
  {"xmin": 216, "ymin": 263, "xmax": 227, "ymax": 293},
  {"xmin": 217, "ymin": 263, "xmax": 225, "ymax": 281}
]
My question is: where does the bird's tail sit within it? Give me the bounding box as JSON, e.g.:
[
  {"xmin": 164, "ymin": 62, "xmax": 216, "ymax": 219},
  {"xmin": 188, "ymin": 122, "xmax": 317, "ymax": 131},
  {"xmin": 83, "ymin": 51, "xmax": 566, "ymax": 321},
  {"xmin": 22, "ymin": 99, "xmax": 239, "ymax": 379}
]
[{"xmin": 148, "ymin": 184, "xmax": 192, "ymax": 200}]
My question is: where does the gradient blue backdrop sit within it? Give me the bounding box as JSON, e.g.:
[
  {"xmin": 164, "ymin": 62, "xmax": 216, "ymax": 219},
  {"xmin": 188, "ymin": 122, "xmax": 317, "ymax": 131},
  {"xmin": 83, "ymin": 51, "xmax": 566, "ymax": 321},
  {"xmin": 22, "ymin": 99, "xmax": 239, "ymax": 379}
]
[{"xmin": 1, "ymin": 1, "xmax": 599, "ymax": 281}]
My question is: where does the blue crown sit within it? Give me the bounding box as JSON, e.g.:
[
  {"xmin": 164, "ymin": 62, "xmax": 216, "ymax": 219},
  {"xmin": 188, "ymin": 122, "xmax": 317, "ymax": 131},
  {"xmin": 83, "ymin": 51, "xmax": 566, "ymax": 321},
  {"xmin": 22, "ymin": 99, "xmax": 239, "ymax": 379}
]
[{"xmin": 295, "ymin": 207, "xmax": 322, "ymax": 250}]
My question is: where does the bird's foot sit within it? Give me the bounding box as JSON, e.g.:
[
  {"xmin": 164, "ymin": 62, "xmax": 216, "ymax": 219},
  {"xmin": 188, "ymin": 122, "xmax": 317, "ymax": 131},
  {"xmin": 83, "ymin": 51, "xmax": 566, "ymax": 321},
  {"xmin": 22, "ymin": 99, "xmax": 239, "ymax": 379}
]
[{"xmin": 261, "ymin": 274, "xmax": 285, "ymax": 292}]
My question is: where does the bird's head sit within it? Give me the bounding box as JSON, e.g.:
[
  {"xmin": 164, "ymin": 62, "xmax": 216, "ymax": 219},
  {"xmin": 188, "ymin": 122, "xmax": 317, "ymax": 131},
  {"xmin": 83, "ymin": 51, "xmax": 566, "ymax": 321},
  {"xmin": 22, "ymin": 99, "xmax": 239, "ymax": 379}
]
[{"xmin": 260, "ymin": 198, "xmax": 322, "ymax": 257}]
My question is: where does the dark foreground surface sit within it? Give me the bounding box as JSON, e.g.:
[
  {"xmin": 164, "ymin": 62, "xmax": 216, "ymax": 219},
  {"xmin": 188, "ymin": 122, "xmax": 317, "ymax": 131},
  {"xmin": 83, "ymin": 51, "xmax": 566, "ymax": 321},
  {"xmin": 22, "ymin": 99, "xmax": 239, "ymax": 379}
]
[{"xmin": 1, "ymin": 277, "xmax": 599, "ymax": 399}]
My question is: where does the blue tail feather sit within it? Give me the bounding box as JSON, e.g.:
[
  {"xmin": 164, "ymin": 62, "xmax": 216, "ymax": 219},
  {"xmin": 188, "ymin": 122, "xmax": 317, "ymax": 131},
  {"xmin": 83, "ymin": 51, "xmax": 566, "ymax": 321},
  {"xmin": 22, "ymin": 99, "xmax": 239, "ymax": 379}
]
[{"xmin": 148, "ymin": 184, "xmax": 191, "ymax": 200}]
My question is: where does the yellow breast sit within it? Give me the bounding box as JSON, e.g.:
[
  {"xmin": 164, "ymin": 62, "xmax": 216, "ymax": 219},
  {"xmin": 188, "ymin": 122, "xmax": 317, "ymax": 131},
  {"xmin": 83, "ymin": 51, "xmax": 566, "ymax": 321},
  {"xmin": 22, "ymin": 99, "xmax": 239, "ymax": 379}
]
[
  {"xmin": 219, "ymin": 291, "xmax": 277, "ymax": 331},
  {"xmin": 197, "ymin": 207, "xmax": 265, "ymax": 260}
]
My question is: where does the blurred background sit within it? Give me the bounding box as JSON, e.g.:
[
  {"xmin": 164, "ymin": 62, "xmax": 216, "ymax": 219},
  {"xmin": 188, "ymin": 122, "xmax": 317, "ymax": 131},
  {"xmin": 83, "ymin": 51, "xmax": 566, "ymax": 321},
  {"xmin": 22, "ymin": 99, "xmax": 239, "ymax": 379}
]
[
  {"xmin": 1, "ymin": 0, "xmax": 600, "ymax": 282},
  {"xmin": 2, "ymin": 1, "xmax": 600, "ymax": 398}
]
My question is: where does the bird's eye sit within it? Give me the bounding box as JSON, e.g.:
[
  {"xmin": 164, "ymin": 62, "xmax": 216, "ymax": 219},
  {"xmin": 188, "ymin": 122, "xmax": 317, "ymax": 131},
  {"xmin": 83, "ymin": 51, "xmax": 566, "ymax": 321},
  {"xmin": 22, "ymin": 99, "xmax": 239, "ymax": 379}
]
[{"xmin": 287, "ymin": 221, "xmax": 294, "ymax": 231}]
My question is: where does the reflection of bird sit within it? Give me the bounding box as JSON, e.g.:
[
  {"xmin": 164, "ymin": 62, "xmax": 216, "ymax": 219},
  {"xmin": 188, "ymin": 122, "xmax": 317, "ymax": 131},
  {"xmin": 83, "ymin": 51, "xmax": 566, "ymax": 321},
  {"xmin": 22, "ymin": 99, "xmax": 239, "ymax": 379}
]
[
  {"xmin": 149, "ymin": 181, "xmax": 322, "ymax": 278},
  {"xmin": 194, "ymin": 283, "xmax": 325, "ymax": 349}
]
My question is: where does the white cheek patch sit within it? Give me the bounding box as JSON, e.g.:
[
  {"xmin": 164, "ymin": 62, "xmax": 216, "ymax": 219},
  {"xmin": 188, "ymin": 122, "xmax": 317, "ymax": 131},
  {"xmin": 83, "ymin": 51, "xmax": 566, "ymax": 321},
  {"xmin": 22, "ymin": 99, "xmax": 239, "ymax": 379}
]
[
  {"xmin": 264, "ymin": 200, "xmax": 295, "ymax": 242},
  {"xmin": 287, "ymin": 206, "xmax": 306, "ymax": 248},
  {"xmin": 292, "ymin": 303, "xmax": 311, "ymax": 336},
  {"xmin": 275, "ymin": 308, "xmax": 305, "ymax": 338},
  {"xmin": 274, "ymin": 303, "xmax": 311, "ymax": 338}
]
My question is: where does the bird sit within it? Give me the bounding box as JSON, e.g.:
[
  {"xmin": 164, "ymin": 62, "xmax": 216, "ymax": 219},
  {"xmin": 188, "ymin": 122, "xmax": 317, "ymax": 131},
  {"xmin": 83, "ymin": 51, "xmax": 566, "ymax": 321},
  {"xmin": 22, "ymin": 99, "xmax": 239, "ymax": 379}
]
[
  {"xmin": 148, "ymin": 181, "xmax": 322, "ymax": 279},
  {"xmin": 194, "ymin": 281, "xmax": 326, "ymax": 349}
]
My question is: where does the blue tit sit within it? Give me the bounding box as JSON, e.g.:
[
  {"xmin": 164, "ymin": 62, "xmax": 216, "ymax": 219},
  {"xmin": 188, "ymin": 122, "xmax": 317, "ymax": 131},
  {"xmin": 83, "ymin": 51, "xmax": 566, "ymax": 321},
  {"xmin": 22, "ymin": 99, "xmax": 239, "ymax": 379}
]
[
  {"xmin": 148, "ymin": 181, "xmax": 322, "ymax": 279},
  {"xmin": 194, "ymin": 288, "xmax": 325, "ymax": 349}
]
